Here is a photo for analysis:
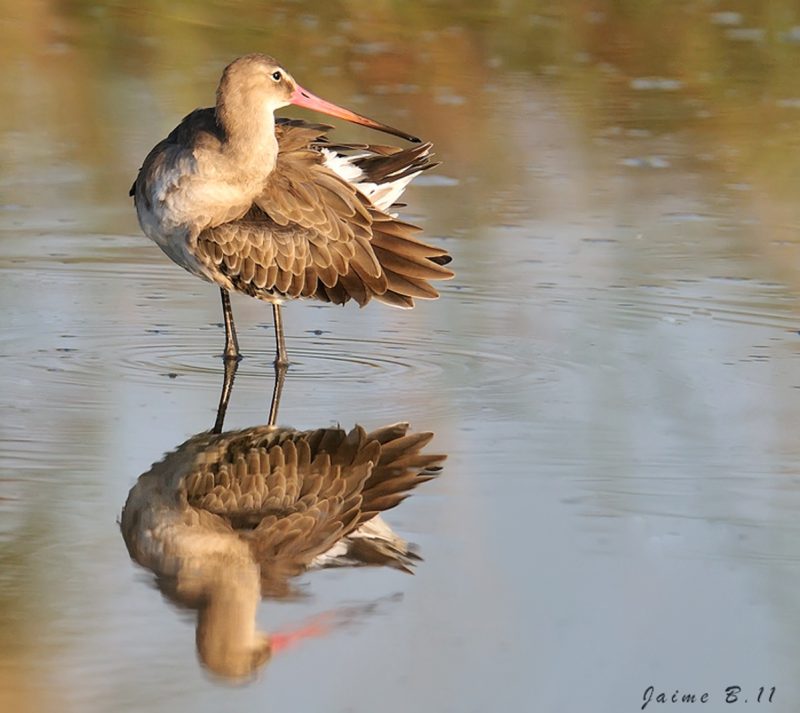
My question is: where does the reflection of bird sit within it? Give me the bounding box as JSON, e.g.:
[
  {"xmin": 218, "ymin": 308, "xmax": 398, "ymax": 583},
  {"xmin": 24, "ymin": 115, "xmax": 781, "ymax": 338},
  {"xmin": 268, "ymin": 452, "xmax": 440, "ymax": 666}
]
[
  {"xmin": 130, "ymin": 53, "xmax": 453, "ymax": 366},
  {"xmin": 120, "ymin": 422, "xmax": 444, "ymax": 680}
]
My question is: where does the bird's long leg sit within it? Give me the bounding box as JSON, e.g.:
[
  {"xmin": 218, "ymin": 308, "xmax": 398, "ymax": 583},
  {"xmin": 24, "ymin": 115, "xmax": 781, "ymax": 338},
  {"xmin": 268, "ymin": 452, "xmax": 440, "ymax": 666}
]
[
  {"xmin": 220, "ymin": 288, "xmax": 241, "ymax": 361},
  {"xmin": 213, "ymin": 353, "xmax": 239, "ymax": 434},
  {"xmin": 268, "ymin": 362, "xmax": 286, "ymax": 427},
  {"xmin": 267, "ymin": 302, "xmax": 288, "ymax": 425},
  {"xmin": 272, "ymin": 302, "xmax": 289, "ymax": 368}
]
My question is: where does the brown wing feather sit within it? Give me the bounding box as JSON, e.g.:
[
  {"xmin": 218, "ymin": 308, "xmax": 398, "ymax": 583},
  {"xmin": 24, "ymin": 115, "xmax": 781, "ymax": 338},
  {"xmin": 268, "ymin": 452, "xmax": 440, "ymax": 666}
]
[
  {"xmin": 257, "ymin": 129, "xmax": 373, "ymax": 244},
  {"xmin": 192, "ymin": 121, "xmax": 452, "ymax": 306},
  {"xmin": 357, "ymin": 424, "xmax": 445, "ymax": 522},
  {"xmin": 181, "ymin": 423, "xmax": 443, "ymax": 589}
]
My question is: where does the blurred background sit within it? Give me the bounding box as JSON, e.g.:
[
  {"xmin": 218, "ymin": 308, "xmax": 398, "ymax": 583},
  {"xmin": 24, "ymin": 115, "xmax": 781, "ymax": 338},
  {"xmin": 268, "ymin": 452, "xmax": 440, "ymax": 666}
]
[{"xmin": 3, "ymin": 1, "xmax": 800, "ymax": 711}]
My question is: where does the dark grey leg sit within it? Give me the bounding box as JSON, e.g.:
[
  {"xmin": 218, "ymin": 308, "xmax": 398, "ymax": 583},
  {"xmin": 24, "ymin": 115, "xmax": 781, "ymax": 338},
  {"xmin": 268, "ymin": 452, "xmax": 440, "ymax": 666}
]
[
  {"xmin": 268, "ymin": 363, "xmax": 286, "ymax": 427},
  {"xmin": 272, "ymin": 302, "xmax": 289, "ymax": 367},
  {"xmin": 212, "ymin": 354, "xmax": 239, "ymax": 434},
  {"xmin": 220, "ymin": 288, "xmax": 241, "ymax": 361}
]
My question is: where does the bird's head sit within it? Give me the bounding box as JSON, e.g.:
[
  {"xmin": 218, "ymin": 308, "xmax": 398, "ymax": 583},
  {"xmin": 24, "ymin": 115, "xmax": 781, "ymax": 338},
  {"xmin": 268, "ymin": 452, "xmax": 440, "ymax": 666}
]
[
  {"xmin": 218, "ymin": 53, "xmax": 420, "ymax": 142},
  {"xmin": 197, "ymin": 629, "xmax": 274, "ymax": 682}
]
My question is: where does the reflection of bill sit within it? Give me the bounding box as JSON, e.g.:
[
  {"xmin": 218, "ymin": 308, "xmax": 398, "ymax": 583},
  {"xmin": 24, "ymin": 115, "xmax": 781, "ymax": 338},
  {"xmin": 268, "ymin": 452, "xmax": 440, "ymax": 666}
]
[
  {"xmin": 266, "ymin": 592, "xmax": 406, "ymax": 656},
  {"xmin": 120, "ymin": 422, "xmax": 444, "ymax": 681}
]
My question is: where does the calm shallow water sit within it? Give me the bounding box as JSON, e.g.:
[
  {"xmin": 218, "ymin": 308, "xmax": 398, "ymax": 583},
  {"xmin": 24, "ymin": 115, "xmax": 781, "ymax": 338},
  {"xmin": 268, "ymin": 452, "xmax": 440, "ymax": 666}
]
[{"xmin": 4, "ymin": 2, "xmax": 800, "ymax": 712}]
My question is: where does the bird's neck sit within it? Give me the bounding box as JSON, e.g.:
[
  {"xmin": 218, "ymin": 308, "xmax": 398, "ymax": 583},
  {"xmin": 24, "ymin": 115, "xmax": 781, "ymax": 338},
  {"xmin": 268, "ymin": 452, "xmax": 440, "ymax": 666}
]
[
  {"xmin": 216, "ymin": 100, "xmax": 279, "ymax": 178},
  {"xmin": 195, "ymin": 564, "xmax": 265, "ymax": 675}
]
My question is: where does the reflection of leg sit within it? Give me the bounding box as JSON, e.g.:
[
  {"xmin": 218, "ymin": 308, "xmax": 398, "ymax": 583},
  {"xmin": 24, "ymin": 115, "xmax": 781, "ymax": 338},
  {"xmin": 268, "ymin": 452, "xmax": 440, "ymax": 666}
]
[
  {"xmin": 213, "ymin": 355, "xmax": 239, "ymax": 434},
  {"xmin": 220, "ymin": 288, "xmax": 241, "ymax": 361},
  {"xmin": 268, "ymin": 362, "xmax": 287, "ymax": 427},
  {"xmin": 272, "ymin": 302, "xmax": 289, "ymax": 368}
]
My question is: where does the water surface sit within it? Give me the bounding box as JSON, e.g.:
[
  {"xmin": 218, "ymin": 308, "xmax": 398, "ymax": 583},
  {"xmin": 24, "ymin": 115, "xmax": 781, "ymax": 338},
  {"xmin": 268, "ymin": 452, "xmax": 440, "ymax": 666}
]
[{"xmin": 3, "ymin": 2, "xmax": 800, "ymax": 711}]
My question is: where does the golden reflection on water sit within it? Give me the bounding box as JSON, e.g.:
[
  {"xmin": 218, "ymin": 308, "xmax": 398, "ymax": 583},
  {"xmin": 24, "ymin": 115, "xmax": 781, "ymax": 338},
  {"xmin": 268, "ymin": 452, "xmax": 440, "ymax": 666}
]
[{"xmin": 2, "ymin": 2, "xmax": 800, "ymax": 248}]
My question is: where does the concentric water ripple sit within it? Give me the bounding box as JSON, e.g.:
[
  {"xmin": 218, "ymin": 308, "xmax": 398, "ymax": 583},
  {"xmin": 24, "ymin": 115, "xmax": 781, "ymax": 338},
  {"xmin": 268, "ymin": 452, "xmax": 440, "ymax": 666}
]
[
  {"xmin": 15, "ymin": 324, "xmax": 527, "ymax": 393},
  {"xmin": 4, "ymin": 229, "xmax": 799, "ymax": 427}
]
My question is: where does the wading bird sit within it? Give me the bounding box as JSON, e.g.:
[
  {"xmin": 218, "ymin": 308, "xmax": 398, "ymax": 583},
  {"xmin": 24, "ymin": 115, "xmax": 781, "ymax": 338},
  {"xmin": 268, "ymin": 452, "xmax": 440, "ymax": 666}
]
[{"xmin": 131, "ymin": 53, "xmax": 453, "ymax": 367}]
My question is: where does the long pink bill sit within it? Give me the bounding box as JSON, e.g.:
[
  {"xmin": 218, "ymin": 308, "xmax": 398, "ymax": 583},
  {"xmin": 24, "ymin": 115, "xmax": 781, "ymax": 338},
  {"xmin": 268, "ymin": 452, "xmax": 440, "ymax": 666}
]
[{"xmin": 291, "ymin": 84, "xmax": 421, "ymax": 143}]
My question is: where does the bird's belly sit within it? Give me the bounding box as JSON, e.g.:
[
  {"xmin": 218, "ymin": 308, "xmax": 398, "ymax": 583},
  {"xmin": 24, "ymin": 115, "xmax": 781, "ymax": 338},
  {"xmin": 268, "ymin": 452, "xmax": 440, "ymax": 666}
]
[
  {"xmin": 136, "ymin": 177, "xmax": 256, "ymax": 286},
  {"xmin": 136, "ymin": 202, "xmax": 216, "ymax": 283}
]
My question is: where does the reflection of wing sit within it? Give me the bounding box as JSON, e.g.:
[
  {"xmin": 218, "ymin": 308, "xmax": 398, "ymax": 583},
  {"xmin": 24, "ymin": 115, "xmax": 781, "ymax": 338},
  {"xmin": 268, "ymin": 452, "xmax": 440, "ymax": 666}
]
[
  {"xmin": 180, "ymin": 423, "xmax": 443, "ymax": 590},
  {"xmin": 121, "ymin": 419, "xmax": 444, "ymax": 679},
  {"xmin": 194, "ymin": 120, "xmax": 453, "ymax": 307}
]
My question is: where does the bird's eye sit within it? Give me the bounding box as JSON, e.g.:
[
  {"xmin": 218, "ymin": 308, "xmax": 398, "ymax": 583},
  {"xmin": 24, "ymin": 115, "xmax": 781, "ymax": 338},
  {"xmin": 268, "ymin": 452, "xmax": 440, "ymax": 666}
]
[{"xmin": 271, "ymin": 70, "xmax": 282, "ymax": 82}]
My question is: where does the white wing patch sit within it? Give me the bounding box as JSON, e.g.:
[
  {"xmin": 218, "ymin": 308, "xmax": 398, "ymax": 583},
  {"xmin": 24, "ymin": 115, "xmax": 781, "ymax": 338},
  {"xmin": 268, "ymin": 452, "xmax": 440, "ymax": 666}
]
[
  {"xmin": 320, "ymin": 148, "xmax": 423, "ymax": 214},
  {"xmin": 308, "ymin": 514, "xmax": 405, "ymax": 569},
  {"xmin": 320, "ymin": 148, "xmax": 365, "ymax": 184}
]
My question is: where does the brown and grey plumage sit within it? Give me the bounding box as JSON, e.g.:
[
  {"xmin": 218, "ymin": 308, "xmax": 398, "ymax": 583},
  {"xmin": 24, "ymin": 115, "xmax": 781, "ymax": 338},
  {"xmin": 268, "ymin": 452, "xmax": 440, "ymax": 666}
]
[
  {"xmin": 130, "ymin": 53, "xmax": 453, "ymax": 366},
  {"xmin": 120, "ymin": 421, "xmax": 444, "ymax": 680}
]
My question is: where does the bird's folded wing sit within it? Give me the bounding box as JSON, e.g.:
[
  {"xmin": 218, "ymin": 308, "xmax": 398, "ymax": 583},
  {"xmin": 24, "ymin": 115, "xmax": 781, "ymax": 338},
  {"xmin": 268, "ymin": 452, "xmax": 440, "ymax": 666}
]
[
  {"xmin": 195, "ymin": 213, "xmax": 387, "ymax": 303},
  {"xmin": 195, "ymin": 206, "xmax": 453, "ymax": 307},
  {"xmin": 196, "ymin": 120, "xmax": 453, "ymax": 306},
  {"xmin": 185, "ymin": 434, "xmax": 370, "ymax": 545}
]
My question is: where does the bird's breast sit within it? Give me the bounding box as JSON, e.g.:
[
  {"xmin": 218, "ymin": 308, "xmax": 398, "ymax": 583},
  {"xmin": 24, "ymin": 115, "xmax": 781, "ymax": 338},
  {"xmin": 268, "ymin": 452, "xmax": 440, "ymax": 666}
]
[{"xmin": 134, "ymin": 156, "xmax": 263, "ymax": 283}]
